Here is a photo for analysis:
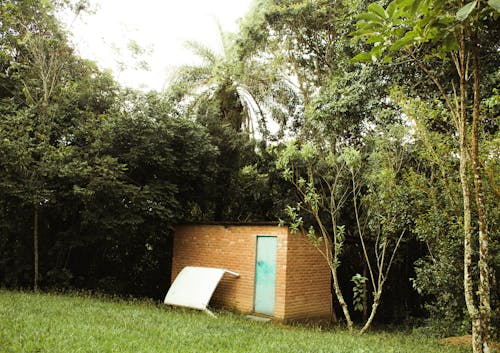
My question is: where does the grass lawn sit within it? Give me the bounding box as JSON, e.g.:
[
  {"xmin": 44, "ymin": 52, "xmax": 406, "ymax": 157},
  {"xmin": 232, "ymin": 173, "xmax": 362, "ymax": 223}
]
[{"xmin": 0, "ymin": 290, "xmax": 470, "ymax": 353}]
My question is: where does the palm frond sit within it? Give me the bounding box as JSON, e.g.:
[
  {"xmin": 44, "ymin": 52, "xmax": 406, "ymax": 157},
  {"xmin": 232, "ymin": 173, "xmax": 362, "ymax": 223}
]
[
  {"xmin": 184, "ymin": 40, "xmax": 221, "ymax": 66},
  {"xmin": 215, "ymin": 20, "xmax": 235, "ymax": 61},
  {"xmin": 173, "ymin": 65, "xmax": 212, "ymax": 85}
]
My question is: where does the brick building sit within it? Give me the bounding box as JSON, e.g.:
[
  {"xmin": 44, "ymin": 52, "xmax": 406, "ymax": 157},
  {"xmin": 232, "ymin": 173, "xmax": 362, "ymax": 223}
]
[{"xmin": 171, "ymin": 223, "xmax": 332, "ymax": 322}]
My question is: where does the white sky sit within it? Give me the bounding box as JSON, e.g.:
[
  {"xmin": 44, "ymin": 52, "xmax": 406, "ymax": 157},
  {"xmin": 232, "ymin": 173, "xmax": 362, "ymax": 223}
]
[{"xmin": 62, "ymin": 0, "xmax": 254, "ymax": 91}]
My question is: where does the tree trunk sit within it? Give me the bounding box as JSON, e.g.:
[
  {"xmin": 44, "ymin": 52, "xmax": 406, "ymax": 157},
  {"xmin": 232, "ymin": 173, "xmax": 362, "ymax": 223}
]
[
  {"xmin": 331, "ymin": 267, "xmax": 354, "ymax": 332},
  {"xmin": 34, "ymin": 206, "xmax": 39, "ymax": 292},
  {"xmin": 330, "ymin": 285, "xmax": 338, "ymax": 324},
  {"xmin": 461, "ymin": 114, "xmax": 483, "ymax": 353},
  {"xmin": 362, "ymin": 263, "xmax": 368, "ymax": 322},
  {"xmin": 471, "ymin": 318, "xmax": 484, "ymax": 353},
  {"xmin": 457, "ymin": 28, "xmax": 483, "ymax": 353},
  {"xmin": 360, "ymin": 291, "xmax": 381, "ymax": 334},
  {"xmin": 471, "ymin": 30, "xmax": 491, "ymax": 353}
]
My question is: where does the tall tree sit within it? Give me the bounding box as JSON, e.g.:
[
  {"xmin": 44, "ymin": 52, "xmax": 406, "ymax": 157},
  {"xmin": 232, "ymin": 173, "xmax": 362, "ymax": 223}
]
[
  {"xmin": 1, "ymin": 0, "xmax": 76, "ymax": 291},
  {"xmin": 168, "ymin": 27, "xmax": 300, "ymax": 220},
  {"xmin": 276, "ymin": 122, "xmax": 411, "ymax": 333},
  {"xmin": 354, "ymin": 1, "xmax": 499, "ymax": 351}
]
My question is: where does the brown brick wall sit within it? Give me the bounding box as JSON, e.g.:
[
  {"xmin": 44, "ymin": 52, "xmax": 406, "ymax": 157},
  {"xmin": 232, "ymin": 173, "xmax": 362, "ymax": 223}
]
[
  {"xmin": 171, "ymin": 224, "xmax": 331, "ymax": 321},
  {"xmin": 284, "ymin": 231, "xmax": 332, "ymax": 321}
]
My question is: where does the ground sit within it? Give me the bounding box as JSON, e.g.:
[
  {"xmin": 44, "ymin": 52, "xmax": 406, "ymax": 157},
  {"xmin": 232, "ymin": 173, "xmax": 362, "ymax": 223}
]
[{"xmin": 441, "ymin": 335, "xmax": 499, "ymax": 352}]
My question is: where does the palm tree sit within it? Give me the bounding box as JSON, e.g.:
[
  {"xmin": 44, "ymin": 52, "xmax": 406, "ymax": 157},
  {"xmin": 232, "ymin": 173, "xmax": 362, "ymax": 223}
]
[{"xmin": 168, "ymin": 27, "xmax": 301, "ymax": 139}]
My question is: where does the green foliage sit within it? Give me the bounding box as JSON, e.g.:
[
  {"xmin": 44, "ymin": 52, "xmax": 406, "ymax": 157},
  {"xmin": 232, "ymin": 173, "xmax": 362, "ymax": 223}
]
[
  {"xmin": 333, "ymin": 225, "xmax": 346, "ymax": 270},
  {"xmin": 391, "ymin": 89, "xmax": 500, "ymax": 338},
  {"xmin": 353, "ymin": 0, "xmax": 498, "ymax": 64},
  {"xmin": 0, "ymin": 0, "xmax": 235, "ymax": 297},
  {"xmin": 239, "ymin": 0, "xmax": 365, "ymax": 93},
  {"xmin": 456, "ymin": 1, "xmax": 478, "ymax": 21},
  {"xmin": 282, "ymin": 204, "xmax": 303, "ymax": 234},
  {"xmin": 351, "ymin": 273, "xmax": 368, "ymax": 312},
  {"xmin": 341, "ymin": 147, "xmax": 361, "ymax": 173},
  {"xmin": 355, "ymin": 0, "xmax": 499, "ymax": 342},
  {"xmin": 353, "ymin": 0, "xmax": 456, "ymax": 61},
  {"xmin": 488, "ymin": 0, "xmax": 500, "ymax": 12}
]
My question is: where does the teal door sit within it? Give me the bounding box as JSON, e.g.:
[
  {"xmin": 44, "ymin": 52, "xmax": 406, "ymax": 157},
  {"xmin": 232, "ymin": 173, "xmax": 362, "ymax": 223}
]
[{"xmin": 254, "ymin": 236, "xmax": 277, "ymax": 315}]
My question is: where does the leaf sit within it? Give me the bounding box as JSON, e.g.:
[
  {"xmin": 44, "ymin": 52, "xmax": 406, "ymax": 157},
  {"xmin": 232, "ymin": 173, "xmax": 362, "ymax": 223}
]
[
  {"xmin": 394, "ymin": 0, "xmax": 414, "ymax": 9},
  {"xmin": 442, "ymin": 34, "xmax": 459, "ymax": 52},
  {"xmin": 351, "ymin": 52, "xmax": 373, "ymax": 63},
  {"xmin": 366, "ymin": 34, "xmax": 385, "ymax": 44},
  {"xmin": 407, "ymin": 0, "xmax": 422, "ymax": 16},
  {"xmin": 390, "ymin": 30, "xmax": 418, "ymax": 51},
  {"xmin": 382, "ymin": 55, "xmax": 393, "ymax": 63},
  {"xmin": 488, "ymin": 0, "xmax": 500, "ymax": 12},
  {"xmin": 356, "ymin": 12, "xmax": 384, "ymax": 23},
  {"xmin": 387, "ymin": 1, "xmax": 397, "ymax": 18},
  {"xmin": 368, "ymin": 3, "xmax": 387, "ymax": 19},
  {"xmin": 456, "ymin": 1, "xmax": 477, "ymax": 21},
  {"xmin": 355, "ymin": 21, "xmax": 383, "ymax": 31},
  {"xmin": 371, "ymin": 45, "xmax": 384, "ymax": 58}
]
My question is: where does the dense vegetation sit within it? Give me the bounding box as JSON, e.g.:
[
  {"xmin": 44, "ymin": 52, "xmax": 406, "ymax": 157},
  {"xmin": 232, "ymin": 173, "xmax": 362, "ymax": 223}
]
[
  {"xmin": 0, "ymin": 0, "xmax": 498, "ymax": 350},
  {"xmin": 0, "ymin": 290, "xmax": 471, "ymax": 353}
]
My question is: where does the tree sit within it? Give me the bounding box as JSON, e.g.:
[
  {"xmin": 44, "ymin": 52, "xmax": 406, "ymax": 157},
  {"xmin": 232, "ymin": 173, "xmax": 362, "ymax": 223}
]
[
  {"xmin": 392, "ymin": 88, "xmax": 499, "ymax": 338},
  {"xmin": 0, "ymin": 0, "xmax": 80, "ymax": 291},
  {"xmin": 170, "ymin": 25, "xmax": 301, "ymax": 140},
  {"xmin": 168, "ymin": 27, "xmax": 300, "ymax": 220},
  {"xmin": 238, "ymin": 0, "xmax": 415, "ymax": 331},
  {"xmin": 354, "ymin": 1, "xmax": 499, "ymax": 350},
  {"xmin": 276, "ymin": 125, "xmax": 411, "ymax": 333},
  {"xmin": 70, "ymin": 90, "xmax": 220, "ymax": 296},
  {"xmin": 237, "ymin": 0, "xmax": 360, "ymax": 103},
  {"xmin": 397, "ymin": 91, "xmax": 474, "ymax": 335}
]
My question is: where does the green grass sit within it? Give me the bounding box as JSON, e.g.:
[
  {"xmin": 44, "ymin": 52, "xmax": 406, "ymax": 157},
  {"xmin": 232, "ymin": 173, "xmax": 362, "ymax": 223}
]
[{"xmin": 0, "ymin": 290, "xmax": 469, "ymax": 353}]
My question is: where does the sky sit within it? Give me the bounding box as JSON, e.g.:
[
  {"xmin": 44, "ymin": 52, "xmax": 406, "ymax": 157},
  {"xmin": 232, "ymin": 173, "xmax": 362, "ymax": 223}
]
[{"xmin": 61, "ymin": 0, "xmax": 254, "ymax": 91}]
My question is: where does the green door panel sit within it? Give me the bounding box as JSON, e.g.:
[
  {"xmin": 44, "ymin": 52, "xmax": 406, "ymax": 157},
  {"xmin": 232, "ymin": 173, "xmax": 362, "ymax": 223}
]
[{"xmin": 254, "ymin": 236, "xmax": 277, "ymax": 315}]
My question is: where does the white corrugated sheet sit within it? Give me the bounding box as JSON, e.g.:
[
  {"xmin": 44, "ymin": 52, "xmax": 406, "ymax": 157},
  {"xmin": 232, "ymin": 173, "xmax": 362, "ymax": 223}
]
[{"xmin": 164, "ymin": 266, "xmax": 239, "ymax": 315}]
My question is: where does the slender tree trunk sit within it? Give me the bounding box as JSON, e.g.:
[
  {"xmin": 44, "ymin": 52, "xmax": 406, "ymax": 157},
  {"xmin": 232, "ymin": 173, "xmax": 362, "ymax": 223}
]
[
  {"xmin": 330, "ymin": 286, "xmax": 338, "ymax": 324},
  {"xmin": 315, "ymin": 204, "xmax": 353, "ymax": 332},
  {"xmin": 34, "ymin": 205, "xmax": 39, "ymax": 292},
  {"xmin": 406, "ymin": 6, "xmax": 489, "ymax": 350},
  {"xmin": 471, "ymin": 30, "xmax": 491, "ymax": 353},
  {"xmin": 331, "ymin": 267, "xmax": 354, "ymax": 332},
  {"xmin": 360, "ymin": 291, "xmax": 381, "ymax": 334},
  {"xmin": 457, "ymin": 28, "xmax": 483, "ymax": 353},
  {"xmin": 362, "ymin": 263, "xmax": 368, "ymax": 322},
  {"xmin": 460, "ymin": 102, "xmax": 482, "ymax": 353}
]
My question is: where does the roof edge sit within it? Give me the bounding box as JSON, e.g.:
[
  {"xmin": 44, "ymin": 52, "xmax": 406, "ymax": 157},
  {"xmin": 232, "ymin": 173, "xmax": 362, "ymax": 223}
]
[{"xmin": 176, "ymin": 221, "xmax": 281, "ymax": 227}]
